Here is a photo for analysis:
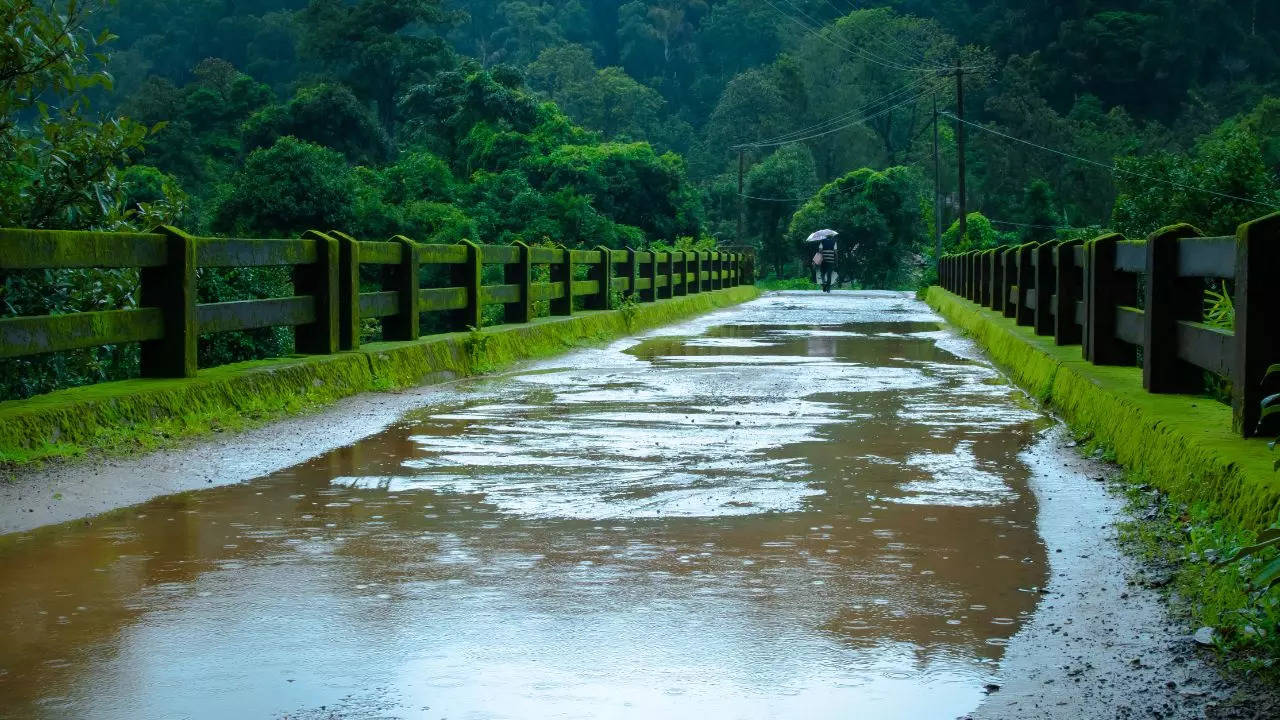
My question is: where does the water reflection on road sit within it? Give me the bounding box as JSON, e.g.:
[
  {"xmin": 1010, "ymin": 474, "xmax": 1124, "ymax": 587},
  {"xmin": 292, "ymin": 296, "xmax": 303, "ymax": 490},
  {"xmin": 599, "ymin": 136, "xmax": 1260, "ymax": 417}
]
[{"xmin": 0, "ymin": 291, "xmax": 1052, "ymax": 719}]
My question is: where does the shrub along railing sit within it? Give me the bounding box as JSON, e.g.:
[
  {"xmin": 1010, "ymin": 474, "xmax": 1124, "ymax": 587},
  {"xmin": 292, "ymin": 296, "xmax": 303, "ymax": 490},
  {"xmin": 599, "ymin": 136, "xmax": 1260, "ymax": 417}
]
[
  {"xmin": 0, "ymin": 227, "xmax": 753, "ymax": 385},
  {"xmin": 938, "ymin": 213, "xmax": 1280, "ymax": 438}
]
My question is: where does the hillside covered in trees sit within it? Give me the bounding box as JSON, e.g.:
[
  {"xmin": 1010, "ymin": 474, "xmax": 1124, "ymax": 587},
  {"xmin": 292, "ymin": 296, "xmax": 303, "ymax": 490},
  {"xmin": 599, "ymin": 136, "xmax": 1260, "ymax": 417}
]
[{"xmin": 2, "ymin": 0, "xmax": 1279, "ymax": 395}]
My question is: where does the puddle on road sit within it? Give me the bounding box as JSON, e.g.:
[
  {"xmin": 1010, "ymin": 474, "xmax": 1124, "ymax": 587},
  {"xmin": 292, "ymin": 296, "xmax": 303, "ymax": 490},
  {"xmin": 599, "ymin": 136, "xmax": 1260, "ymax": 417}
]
[{"xmin": 0, "ymin": 291, "xmax": 1052, "ymax": 719}]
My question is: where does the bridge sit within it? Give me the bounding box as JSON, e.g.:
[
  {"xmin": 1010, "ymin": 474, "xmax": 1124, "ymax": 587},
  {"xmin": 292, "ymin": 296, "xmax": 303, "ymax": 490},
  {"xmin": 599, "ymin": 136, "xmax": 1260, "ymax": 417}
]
[{"xmin": 0, "ymin": 219, "xmax": 1276, "ymax": 718}]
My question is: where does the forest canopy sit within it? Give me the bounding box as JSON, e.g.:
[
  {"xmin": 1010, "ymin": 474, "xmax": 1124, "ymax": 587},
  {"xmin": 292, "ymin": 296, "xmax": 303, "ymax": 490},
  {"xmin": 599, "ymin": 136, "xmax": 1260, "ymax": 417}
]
[{"xmin": 1, "ymin": 0, "xmax": 1278, "ymax": 396}]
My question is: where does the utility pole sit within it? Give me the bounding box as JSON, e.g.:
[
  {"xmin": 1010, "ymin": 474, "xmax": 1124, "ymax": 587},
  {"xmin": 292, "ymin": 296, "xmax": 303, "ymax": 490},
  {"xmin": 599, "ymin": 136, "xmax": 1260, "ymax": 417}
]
[
  {"xmin": 955, "ymin": 58, "xmax": 967, "ymax": 241},
  {"xmin": 932, "ymin": 90, "xmax": 941, "ymax": 266},
  {"xmin": 737, "ymin": 149, "xmax": 746, "ymax": 246}
]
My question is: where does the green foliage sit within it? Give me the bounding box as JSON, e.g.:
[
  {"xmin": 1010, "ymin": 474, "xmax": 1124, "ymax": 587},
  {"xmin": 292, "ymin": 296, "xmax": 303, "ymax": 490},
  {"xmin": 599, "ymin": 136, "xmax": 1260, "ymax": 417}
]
[
  {"xmin": 1113, "ymin": 103, "xmax": 1280, "ymax": 237},
  {"xmin": 745, "ymin": 146, "xmax": 818, "ymax": 276},
  {"xmin": 787, "ymin": 166, "xmax": 928, "ymax": 289},
  {"xmin": 243, "ymin": 83, "xmax": 392, "ymax": 164},
  {"xmin": 941, "ymin": 212, "xmax": 1013, "ymax": 254},
  {"xmin": 212, "ymin": 136, "xmax": 355, "ymax": 236}
]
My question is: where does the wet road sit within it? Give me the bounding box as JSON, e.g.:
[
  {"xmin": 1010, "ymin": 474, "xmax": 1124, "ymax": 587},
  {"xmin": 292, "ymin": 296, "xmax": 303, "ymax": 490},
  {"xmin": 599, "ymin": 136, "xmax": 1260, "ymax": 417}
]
[{"xmin": 0, "ymin": 291, "xmax": 1055, "ymax": 719}]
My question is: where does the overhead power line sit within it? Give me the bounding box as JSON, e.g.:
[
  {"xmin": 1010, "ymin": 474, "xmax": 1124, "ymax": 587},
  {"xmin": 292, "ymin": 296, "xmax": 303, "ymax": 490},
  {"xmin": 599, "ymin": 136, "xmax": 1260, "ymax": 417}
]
[
  {"xmin": 737, "ymin": 80, "xmax": 942, "ymax": 149},
  {"xmin": 737, "ymin": 193, "xmax": 813, "ymax": 203},
  {"xmin": 733, "ymin": 75, "xmax": 935, "ymax": 149},
  {"xmin": 940, "ymin": 112, "xmax": 1280, "ymax": 210}
]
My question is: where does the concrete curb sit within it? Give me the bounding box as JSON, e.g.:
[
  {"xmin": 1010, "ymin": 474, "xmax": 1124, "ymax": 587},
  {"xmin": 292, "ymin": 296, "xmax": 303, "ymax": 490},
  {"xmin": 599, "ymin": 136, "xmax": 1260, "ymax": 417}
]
[{"xmin": 0, "ymin": 286, "xmax": 761, "ymax": 465}]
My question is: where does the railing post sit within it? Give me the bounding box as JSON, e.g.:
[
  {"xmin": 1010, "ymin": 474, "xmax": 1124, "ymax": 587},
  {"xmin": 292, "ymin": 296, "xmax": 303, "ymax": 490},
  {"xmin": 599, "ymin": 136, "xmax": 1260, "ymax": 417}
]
[
  {"xmin": 142, "ymin": 226, "xmax": 197, "ymax": 378},
  {"xmin": 1033, "ymin": 242, "xmax": 1055, "ymax": 335},
  {"xmin": 673, "ymin": 251, "xmax": 687, "ymax": 296},
  {"xmin": 1054, "ymin": 239, "xmax": 1083, "ymax": 347},
  {"xmin": 1234, "ymin": 212, "xmax": 1280, "ymax": 436},
  {"xmin": 453, "ymin": 238, "xmax": 482, "ymax": 330},
  {"xmin": 975, "ymin": 250, "xmax": 987, "ymax": 306},
  {"xmin": 550, "ymin": 243, "xmax": 573, "ymax": 316},
  {"xmin": 590, "ymin": 245, "xmax": 613, "ymax": 310},
  {"xmin": 1000, "ymin": 248, "xmax": 1016, "ymax": 318},
  {"xmin": 1144, "ymin": 224, "xmax": 1204, "ymax": 393},
  {"xmin": 643, "ymin": 251, "xmax": 657, "ymax": 302},
  {"xmin": 968, "ymin": 251, "xmax": 977, "ymax": 301},
  {"xmin": 714, "ymin": 252, "xmax": 723, "ymax": 290},
  {"xmin": 384, "ymin": 235, "xmax": 419, "ymax": 341},
  {"xmin": 1015, "ymin": 244, "xmax": 1035, "ymax": 326},
  {"xmin": 622, "ymin": 246, "xmax": 639, "ymax": 301},
  {"xmin": 327, "ymin": 230, "xmax": 361, "ymax": 350},
  {"xmin": 295, "ymin": 230, "xmax": 340, "ymax": 354},
  {"xmin": 505, "ymin": 240, "xmax": 533, "ymax": 324},
  {"xmin": 1085, "ymin": 233, "xmax": 1136, "ymax": 365}
]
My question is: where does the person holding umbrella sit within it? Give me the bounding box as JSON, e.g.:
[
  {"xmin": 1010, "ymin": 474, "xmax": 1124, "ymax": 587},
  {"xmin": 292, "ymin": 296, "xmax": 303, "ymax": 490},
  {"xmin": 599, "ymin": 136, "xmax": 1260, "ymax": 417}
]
[{"xmin": 805, "ymin": 229, "xmax": 839, "ymax": 293}]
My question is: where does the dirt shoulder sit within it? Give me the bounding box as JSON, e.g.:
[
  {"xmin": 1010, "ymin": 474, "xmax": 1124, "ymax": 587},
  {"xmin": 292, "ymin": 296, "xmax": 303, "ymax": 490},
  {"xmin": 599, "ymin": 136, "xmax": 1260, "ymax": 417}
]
[{"xmin": 965, "ymin": 426, "xmax": 1273, "ymax": 719}]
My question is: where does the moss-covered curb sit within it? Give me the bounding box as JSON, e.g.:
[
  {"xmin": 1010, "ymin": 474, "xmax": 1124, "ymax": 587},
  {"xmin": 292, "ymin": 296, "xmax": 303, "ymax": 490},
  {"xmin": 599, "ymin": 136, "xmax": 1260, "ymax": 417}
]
[
  {"xmin": 0, "ymin": 285, "xmax": 760, "ymax": 465},
  {"xmin": 925, "ymin": 286, "xmax": 1280, "ymax": 533}
]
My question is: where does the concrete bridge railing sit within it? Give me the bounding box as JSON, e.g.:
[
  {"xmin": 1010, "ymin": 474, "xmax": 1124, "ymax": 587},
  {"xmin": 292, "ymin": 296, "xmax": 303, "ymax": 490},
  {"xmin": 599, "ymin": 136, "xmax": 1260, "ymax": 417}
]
[
  {"xmin": 938, "ymin": 213, "xmax": 1280, "ymax": 438},
  {"xmin": 0, "ymin": 227, "xmax": 756, "ymax": 382}
]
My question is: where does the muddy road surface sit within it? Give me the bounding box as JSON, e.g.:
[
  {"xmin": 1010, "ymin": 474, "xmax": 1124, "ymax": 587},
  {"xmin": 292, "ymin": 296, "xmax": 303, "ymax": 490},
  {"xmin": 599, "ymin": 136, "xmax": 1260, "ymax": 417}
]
[{"xmin": 0, "ymin": 291, "xmax": 1224, "ymax": 719}]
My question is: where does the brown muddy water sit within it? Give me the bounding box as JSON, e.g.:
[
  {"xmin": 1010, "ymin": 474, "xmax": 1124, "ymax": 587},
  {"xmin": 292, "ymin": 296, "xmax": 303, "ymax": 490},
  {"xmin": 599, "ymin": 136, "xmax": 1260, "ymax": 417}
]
[{"xmin": 0, "ymin": 291, "xmax": 1055, "ymax": 719}]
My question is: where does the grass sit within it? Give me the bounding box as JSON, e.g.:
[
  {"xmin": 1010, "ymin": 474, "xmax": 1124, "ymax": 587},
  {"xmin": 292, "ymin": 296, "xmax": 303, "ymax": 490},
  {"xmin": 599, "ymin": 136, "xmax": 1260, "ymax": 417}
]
[{"xmin": 756, "ymin": 276, "xmax": 819, "ymax": 291}]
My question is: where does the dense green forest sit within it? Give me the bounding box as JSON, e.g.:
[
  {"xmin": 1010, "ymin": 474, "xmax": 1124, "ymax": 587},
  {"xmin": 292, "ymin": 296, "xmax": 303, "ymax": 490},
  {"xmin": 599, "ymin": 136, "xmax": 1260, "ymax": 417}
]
[{"xmin": 2, "ymin": 0, "xmax": 1279, "ymax": 396}]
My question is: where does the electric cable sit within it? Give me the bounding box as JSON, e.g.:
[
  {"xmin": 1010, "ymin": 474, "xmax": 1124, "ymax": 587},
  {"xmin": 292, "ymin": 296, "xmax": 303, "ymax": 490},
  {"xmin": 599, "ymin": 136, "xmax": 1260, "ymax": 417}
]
[{"xmin": 941, "ymin": 112, "xmax": 1280, "ymax": 210}]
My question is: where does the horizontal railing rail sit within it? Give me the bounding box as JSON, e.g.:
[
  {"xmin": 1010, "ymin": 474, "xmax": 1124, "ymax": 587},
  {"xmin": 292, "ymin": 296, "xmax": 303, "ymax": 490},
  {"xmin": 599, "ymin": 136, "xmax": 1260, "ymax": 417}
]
[
  {"xmin": 0, "ymin": 226, "xmax": 755, "ymax": 388},
  {"xmin": 938, "ymin": 213, "xmax": 1280, "ymax": 438}
]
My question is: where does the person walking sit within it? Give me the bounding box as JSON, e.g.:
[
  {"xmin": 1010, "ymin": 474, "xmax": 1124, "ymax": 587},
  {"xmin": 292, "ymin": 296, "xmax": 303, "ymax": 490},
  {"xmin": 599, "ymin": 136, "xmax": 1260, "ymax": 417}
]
[{"xmin": 805, "ymin": 229, "xmax": 839, "ymax": 293}]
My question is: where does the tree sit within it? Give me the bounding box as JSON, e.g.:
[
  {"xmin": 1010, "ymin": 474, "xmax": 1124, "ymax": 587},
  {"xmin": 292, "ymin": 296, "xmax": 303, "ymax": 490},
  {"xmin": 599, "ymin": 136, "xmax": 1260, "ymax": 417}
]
[
  {"xmin": 0, "ymin": 0, "xmax": 158, "ymax": 228},
  {"xmin": 744, "ymin": 146, "xmax": 818, "ymax": 276},
  {"xmin": 787, "ymin": 166, "xmax": 927, "ymax": 288},
  {"xmin": 1019, "ymin": 179, "xmax": 1059, "ymax": 244},
  {"xmin": 212, "ymin": 137, "xmax": 355, "ymax": 237},
  {"xmin": 243, "ymin": 83, "xmax": 393, "ymax": 164},
  {"xmin": 299, "ymin": 0, "xmax": 456, "ymax": 133}
]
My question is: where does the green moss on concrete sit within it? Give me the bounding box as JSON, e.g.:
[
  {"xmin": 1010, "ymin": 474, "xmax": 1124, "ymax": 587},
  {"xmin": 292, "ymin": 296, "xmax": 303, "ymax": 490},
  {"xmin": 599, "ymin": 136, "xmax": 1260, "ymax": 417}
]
[
  {"xmin": 926, "ymin": 286, "xmax": 1280, "ymax": 532},
  {"xmin": 0, "ymin": 286, "xmax": 759, "ymax": 466}
]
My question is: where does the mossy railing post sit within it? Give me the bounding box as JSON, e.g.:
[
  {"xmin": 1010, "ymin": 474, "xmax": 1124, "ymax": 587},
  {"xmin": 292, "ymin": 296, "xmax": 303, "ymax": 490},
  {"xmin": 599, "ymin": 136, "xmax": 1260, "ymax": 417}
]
[
  {"xmin": 590, "ymin": 245, "xmax": 613, "ymax": 310},
  {"xmin": 1000, "ymin": 248, "xmax": 1017, "ymax": 319},
  {"xmin": 657, "ymin": 252, "xmax": 672, "ymax": 299},
  {"xmin": 969, "ymin": 251, "xmax": 979, "ymax": 302},
  {"xmin": 385, "ymin": 235, "xmax": 420, "ymax": 341},
  {"xmin": 673, "ymin": 251, "xmax": 687, "ymax": 296},
  {"xmin": 977, "ymin": 249, "xmax": 990, "ymax": 305},
  {"xmin": 453, "ymin": 238, "xmax": 482, "ymax": 330},
  {"xmin": 142, "ymin": 226, "xmax": 197, "ymax": 378},
  {"xmin": 506, "ymin": 240, "xmax": 533, "ymax": 324},
  {"xmin": 551, "ymin": 243, "xmax": 573, "ymax": 316},
  {"xmin": 642, "ymin": 251, "xmax": 657, "ymax": 302},
  {"xmin": 1054, "ymin": 239, "xmax": 1084, "ymax": 347},
  {"xmin": 1234, "ymin": 212, "xmax": 1280, "ymax": 436},
  {"xmin": 295, "ymin": 230, "xmax": 341, "ymax": 355},
  {"xmin": 713, "ymin": 252, "xmax": 724, "ymax": 290},
  {"xmin": 1033, "ymin": 242, "xmax": 1055, "ymax": 335},
  {"xmin": 1014, "ymin": 244, "xmax": 1035, "ymax": 326},
  {"xmin": 686, "ymin": 252, "xmax": 699, "ymax": 294},
  {"xmin": 968, "ymin": 250, "xmax": 976, "ymax": 301},
  {"xmin": 623, "ymin": 247, "xmax": 639, "ymax": 302},
  {"xmin": 1144, "ymin": 224, "xmax": 1205, "ymax": 394},
  {"xmin": 1085, "ymin": 233, "xmax": 1136, "ymax": 366},
  {"xmin": 327, "ymin": 230, "xmax": 361, "ymax": 350},
  {"xmin": 701, "ymin": 251, "xmax": 712, "ymax": 292}
]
